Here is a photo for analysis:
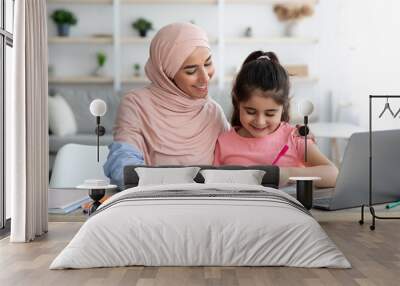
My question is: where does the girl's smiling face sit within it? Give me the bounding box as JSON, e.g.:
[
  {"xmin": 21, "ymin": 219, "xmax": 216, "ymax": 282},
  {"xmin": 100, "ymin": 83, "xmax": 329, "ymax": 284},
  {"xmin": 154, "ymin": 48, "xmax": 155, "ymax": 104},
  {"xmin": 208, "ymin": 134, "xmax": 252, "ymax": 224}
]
[
  {"xmin": 173, "ymin": 47, "xmax": 214, "ymax": 99},
  {"xmin": 238, "ymin": 89, "xmax": 283, "ymax": 138}
]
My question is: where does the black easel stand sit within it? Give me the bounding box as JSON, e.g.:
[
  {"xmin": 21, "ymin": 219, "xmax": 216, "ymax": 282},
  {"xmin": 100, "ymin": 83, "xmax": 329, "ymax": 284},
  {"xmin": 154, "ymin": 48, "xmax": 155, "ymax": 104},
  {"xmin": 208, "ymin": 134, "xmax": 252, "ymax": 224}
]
[
  {"xmin": 359, "ymin": 95, "xmax": 400, "ymax": 230},
  {"xmin": 95, "ymin": 116, "xmax": 105, "ymax": 162}
]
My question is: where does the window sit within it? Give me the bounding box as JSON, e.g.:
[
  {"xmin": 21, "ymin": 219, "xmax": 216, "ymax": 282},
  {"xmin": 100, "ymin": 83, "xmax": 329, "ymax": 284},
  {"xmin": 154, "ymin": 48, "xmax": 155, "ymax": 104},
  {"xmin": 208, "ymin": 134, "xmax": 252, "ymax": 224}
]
[
  {"xmin": 5, "ymin": 0, "xmax": 13, "ymax": 34},
  {"xmin": 1, "ymin": 0, "xmax": 14, "ymax": 232}
]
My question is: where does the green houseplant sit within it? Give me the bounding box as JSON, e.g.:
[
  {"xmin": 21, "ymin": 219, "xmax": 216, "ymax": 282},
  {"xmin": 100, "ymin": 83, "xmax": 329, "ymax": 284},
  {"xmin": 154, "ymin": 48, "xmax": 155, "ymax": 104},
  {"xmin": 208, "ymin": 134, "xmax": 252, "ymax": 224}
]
[
  {"xmin": 93, "ymin": 52, "xmax": 107, "ymax": 76},
  {"xmin": 51, "ymin": 9, "xmax": 78, "ymax": 37},
  {"xmin": 133, "ymin": 63, "xmax": 141, "ymax": 77},
  {"xmin": 132, "ymin": 18, "xmax": 153, "ymax": 37}
]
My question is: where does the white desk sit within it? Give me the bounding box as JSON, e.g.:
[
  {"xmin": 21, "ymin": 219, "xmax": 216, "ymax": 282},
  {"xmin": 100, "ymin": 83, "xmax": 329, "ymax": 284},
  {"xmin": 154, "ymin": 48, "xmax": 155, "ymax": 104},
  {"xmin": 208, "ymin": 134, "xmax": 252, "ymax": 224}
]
[{"xmin": 309, "ymin": 122, "xmax": 365, "ymax": 165}]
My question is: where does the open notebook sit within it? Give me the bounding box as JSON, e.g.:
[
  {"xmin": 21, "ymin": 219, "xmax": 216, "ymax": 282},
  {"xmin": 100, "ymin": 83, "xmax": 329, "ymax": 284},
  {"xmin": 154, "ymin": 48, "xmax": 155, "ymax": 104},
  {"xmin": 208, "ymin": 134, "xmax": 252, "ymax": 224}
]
[{"xmin": 48, "ymin": 188, "xmax": 91, "ymax": 214}]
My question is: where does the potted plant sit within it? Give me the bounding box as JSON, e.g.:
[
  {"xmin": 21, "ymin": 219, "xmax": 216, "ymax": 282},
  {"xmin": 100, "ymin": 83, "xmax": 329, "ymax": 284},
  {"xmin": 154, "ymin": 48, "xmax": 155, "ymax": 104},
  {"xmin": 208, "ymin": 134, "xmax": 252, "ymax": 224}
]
[
  {"xmin": 51, "ymin": 9, "xmax": 78, "ymax": 37},
  {"xmin": 132, "ymin": 18, "xmax": 153, "ymax": 37},
  {"xmin": 273, "ymin": 4, "xmax": 314, "ymax": 37},
  {"xmin": 133, "ymin": 63, "xmax": 141, "ymax": 77},
  {"xmin": 93, "ymin": 52, "xmax": 107, "ymax": 76}
]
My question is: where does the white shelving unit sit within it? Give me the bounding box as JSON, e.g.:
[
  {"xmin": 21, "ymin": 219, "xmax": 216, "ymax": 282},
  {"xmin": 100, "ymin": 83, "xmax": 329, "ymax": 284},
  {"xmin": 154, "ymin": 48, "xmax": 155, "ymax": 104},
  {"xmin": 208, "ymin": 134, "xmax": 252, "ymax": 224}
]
[
  {"xmin": 47, "ymin": 0, "xmax": 318, "ymax": 5},
  {"xmin": 48, "ymin": 36, "xmax": 113, "ymax": 44},
  {"xmin": 48, "ymin": 0, "xmax": 319, "ymax": 92},
  {"xmin": 49, "ymin": 76, "xmax": 114, "ymax": 84},
  {"xmin": 121, "ymin": 0, "xmax": 217, "ymax": 4},
  {"xmin": 120, "ymin": 37, "xmax": 151, "ymax": 44},
  {"xmin": 48, "ymin": 0, "xmax": 113, "ymax": 4}
]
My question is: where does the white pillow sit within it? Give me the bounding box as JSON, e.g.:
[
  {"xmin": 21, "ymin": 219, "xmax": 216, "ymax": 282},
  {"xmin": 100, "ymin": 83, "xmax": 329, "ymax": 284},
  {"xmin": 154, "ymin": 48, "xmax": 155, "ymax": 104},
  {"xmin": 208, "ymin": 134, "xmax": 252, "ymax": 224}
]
[
  {"xmin": 135, "ymin": 167, "xmax": 201, "ymax": 186},
  {"xmin": 48, "ymin": 94, "xmax": 78, "ymax": 137},
  {"xmin": 200, "ymin": 169, "xmax": 266, "ymax": 185}
]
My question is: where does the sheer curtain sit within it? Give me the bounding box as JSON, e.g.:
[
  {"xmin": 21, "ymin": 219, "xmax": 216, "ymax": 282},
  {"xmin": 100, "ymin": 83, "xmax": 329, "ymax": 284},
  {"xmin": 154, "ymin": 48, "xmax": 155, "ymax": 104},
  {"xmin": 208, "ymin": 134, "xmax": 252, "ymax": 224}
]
[{"xmin": 7, "ymin": 0, "xmax": 48, "ymax": 242}]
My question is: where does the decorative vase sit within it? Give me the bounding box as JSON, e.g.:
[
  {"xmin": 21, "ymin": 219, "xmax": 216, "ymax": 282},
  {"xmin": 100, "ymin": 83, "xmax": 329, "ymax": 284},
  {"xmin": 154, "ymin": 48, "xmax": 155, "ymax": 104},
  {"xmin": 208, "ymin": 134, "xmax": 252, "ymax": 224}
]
[
  {"xmin": 284, "ymin": 20, "xmax": 299, "ymax": 37},
  {"xmin": 57, "ymin": 24, "xmax": 70, "ymax": 37}
]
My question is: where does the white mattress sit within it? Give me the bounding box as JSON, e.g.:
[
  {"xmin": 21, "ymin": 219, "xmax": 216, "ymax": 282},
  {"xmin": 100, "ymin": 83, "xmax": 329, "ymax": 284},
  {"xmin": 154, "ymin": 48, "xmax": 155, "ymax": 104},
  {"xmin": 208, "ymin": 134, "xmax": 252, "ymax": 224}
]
[{"xmin": 50, "ymin": 183, "xmax": 350, "ymax": 269}]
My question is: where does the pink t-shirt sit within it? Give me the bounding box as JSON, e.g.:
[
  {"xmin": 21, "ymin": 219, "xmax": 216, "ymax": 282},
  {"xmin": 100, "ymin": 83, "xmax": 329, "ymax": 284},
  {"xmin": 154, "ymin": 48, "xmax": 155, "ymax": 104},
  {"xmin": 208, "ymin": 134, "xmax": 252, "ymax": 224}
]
[{"xmin": 213, "ymin": 122, "xmax": 314, "ymax": 167}]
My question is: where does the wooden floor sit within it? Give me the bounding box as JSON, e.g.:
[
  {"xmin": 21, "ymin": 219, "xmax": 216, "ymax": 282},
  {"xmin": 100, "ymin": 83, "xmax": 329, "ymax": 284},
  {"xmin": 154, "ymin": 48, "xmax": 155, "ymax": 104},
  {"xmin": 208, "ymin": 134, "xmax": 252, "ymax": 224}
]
[{"xmin": 1, "ymin": 210, "xmax": 400, "ymax": 286}]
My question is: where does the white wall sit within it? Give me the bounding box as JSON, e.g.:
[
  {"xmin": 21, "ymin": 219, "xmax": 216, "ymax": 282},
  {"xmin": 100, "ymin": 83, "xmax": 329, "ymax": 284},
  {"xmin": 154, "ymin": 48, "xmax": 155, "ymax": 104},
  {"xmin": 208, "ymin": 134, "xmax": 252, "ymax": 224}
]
[{"xmin": 317, "ymin": 0, "xmax": 400, "ymax": 130}]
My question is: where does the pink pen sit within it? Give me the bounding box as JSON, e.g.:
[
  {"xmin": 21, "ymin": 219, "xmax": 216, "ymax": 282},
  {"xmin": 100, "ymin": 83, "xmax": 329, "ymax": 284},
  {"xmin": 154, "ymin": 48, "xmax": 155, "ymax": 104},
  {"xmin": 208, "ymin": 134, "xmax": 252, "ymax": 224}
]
[{"xmin": 271, "ymin": 144, "xmax": 289, "ymax": 165}]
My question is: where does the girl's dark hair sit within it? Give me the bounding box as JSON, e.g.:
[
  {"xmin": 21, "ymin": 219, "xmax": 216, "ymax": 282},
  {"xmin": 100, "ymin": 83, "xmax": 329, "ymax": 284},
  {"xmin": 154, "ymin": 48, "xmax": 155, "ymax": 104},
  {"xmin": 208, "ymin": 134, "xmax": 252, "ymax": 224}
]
[{"xmin": 231, "ymin": 51, "xmax": 290, "ymax": 127}]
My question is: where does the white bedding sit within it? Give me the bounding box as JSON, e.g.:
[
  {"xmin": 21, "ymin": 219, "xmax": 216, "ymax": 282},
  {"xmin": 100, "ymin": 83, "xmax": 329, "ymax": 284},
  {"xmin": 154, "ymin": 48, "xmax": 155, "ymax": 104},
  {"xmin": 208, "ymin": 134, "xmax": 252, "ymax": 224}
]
[{"xmin": 50, "ymin": 183, "xmax": 350, "ymax": 269}]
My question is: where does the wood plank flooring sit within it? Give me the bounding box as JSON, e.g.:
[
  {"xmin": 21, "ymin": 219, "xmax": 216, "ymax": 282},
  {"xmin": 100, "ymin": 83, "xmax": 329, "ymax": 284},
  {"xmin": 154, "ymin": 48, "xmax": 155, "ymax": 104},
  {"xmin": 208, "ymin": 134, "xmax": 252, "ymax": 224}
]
[{"xmin": 1, "ymin": 213, "xmax": 400, "ymax": 286}]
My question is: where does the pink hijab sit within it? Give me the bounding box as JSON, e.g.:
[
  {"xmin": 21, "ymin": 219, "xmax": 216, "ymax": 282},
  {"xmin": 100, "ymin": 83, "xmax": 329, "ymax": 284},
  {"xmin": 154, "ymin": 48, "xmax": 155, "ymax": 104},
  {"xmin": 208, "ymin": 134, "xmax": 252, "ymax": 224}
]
[{"xmin": 114, "ymin": 22, "xmax": 229, "ymax": 165}]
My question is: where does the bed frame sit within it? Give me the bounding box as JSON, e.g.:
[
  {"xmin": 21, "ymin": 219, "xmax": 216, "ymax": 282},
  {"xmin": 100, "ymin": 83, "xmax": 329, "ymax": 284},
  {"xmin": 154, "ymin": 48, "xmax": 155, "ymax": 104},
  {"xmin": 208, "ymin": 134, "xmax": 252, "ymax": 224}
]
[{"xmin": 122, "ymin": 165, "xmax": 280, "ymax": 190}]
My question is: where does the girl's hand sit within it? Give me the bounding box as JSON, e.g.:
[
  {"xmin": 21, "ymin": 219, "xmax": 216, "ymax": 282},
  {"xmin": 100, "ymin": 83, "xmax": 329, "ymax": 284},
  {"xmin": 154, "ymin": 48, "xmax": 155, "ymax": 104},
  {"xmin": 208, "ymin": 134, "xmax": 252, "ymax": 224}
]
[{"xmin": 295, "ymin": 124, "xmax": 316, "ymax": 142}]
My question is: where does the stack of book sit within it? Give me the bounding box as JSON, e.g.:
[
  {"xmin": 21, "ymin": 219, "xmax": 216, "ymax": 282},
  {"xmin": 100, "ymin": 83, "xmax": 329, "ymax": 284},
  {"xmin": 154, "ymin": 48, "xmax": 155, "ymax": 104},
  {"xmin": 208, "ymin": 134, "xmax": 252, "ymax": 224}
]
[{"xmin": 48, "ymin": 188, "xmax": 92, "ymax": 214}]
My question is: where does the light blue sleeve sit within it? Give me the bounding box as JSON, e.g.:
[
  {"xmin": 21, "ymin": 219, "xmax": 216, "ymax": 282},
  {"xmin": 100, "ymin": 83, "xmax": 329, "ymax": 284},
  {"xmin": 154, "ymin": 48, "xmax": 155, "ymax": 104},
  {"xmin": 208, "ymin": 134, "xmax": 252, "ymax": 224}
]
[{"xmin": 103, "ymin": 142, "xmax": 145, "ymax": 187}]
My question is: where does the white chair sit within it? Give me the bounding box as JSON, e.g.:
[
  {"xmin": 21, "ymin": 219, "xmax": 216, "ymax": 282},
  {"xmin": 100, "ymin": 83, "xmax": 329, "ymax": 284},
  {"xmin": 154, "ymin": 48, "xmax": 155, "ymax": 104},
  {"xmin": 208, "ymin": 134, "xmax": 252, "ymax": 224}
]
[{"xmin": 49, "ymin": 143, "xmax": 109, "ymax": 188}]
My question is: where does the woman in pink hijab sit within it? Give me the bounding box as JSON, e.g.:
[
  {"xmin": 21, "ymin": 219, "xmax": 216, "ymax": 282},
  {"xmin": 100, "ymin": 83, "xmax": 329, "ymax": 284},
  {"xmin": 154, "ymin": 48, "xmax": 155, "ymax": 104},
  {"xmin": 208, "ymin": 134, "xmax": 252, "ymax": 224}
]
[{"xmin": 104, "ymin": 22, "xmax": 229, "ymax": 186}]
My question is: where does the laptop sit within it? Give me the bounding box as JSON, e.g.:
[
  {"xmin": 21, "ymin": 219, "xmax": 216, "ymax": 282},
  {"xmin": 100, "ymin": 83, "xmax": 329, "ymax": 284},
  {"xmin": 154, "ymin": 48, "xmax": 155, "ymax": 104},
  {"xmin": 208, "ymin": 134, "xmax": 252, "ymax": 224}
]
[{"xmin": 313, "ymin": 129, "xmax": 400, "ymax": 210}]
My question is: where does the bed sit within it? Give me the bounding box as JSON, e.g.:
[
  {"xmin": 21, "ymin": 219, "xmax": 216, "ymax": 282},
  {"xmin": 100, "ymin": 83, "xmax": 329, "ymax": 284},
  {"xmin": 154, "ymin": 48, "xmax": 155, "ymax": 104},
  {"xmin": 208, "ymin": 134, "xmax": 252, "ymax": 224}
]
[{"xmin": 50, "ymin": 165, "xmax": 350, "ymax": 269}]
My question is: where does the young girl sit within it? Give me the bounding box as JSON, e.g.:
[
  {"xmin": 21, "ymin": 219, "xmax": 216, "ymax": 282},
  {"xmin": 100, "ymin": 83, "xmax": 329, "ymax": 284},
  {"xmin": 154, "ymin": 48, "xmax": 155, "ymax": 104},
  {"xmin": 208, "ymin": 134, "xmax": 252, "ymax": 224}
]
[{"xmin": 213, "ymin": 51, "xmax": 338, "ymax": 188}]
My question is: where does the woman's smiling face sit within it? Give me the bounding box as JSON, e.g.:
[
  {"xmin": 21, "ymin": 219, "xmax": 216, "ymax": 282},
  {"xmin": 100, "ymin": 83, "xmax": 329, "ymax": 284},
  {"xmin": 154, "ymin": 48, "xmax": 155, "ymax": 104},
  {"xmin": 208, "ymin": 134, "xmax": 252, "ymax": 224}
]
[
  {"xmin": 238, "ymin": 89, "xmax": 283, "ymax": 138},
  {"xmin": 173, "ymin": 47, "xmax": 215, "ymax": 99}
]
